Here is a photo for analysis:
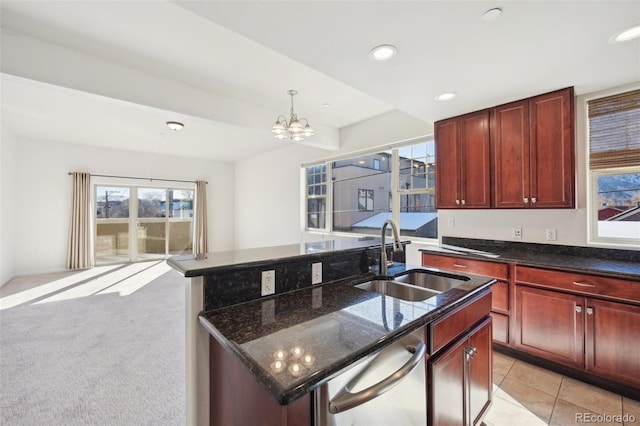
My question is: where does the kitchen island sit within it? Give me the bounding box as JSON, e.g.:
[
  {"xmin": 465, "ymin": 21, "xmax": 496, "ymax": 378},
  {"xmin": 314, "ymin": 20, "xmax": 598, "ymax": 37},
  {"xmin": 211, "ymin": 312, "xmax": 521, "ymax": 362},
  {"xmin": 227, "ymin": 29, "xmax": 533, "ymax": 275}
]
[{"xmin": 168, "ymin": 237, "xmax": 496, "ymax": 425}]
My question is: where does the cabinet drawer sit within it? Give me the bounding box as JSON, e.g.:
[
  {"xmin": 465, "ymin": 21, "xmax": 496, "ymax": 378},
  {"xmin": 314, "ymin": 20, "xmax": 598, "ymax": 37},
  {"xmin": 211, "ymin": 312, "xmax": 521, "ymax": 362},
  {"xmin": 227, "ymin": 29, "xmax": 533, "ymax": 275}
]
[
  {"xmin": 422, "ymin": 253, "xmax": 509, "ymax": 280},
  {"xmin": 516, "ymin": 266, "xmax": 640, "ymax": 305},
  {"xmin": 428, "ymin": 290, "xmax": 492, "ymax": 354}
]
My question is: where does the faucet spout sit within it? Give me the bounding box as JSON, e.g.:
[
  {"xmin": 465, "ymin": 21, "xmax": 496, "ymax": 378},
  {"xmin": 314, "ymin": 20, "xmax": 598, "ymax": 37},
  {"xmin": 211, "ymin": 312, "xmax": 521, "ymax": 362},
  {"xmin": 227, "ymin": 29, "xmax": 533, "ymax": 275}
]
[{"xmin": 380, "ymin": 219, "xmax": 403, "ymax": 276}]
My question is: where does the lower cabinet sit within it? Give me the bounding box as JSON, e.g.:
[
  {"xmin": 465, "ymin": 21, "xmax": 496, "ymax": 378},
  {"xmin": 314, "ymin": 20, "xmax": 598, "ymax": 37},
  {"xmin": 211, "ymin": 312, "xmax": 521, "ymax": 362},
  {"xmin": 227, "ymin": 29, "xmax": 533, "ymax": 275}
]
[
  {"xmin": 514, "ymin": 285, "xmax": 584, "ymax": 368},
  {"xmin": 429, "ymin": 318, "xmax": 493, "ymax": 426},
  {"xmin": 515, "ymin": 284, "xmax": 640, "ymax": 390}
]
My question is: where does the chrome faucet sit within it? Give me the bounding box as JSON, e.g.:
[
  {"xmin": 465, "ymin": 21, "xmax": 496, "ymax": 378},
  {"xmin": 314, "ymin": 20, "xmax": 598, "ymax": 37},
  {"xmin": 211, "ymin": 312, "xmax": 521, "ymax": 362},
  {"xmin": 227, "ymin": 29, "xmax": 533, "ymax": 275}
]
[{"xmin": 380, "ymin": 219, "xmax": 403, "ymax": 276}]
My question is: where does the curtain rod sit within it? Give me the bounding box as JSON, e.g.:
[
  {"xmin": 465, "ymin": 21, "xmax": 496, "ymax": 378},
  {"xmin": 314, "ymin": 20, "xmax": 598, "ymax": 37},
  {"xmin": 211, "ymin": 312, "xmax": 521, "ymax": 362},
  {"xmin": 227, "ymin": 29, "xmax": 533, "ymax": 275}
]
[{"xmin": 68, "ymin": 172, "xmax": 207, "ymax": 185}]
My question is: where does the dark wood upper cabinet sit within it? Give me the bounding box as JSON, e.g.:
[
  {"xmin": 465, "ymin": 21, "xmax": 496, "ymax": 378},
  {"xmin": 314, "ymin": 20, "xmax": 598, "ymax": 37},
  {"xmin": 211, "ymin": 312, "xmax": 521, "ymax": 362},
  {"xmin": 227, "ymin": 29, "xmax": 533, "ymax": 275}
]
[
  {"xmin": 492, "ymin": 87, "xmax": 575, "ymax": 208},
  {"xmin": 436, "ymin": 87, "xmax": 575, "ymax": 210},
  {"xmin": 435, "ymin": 110, "xmax": 491, "ymax": 209}
]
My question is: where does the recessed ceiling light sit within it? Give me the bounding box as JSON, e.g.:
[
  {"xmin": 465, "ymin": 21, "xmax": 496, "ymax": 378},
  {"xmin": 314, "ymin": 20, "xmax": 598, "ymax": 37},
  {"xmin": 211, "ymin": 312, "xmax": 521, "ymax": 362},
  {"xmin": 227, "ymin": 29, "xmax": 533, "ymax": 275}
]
[
  {"xmin": 482, "ymin": 8, "xmax": 502, "ymax": 22},
  {"xmin": 369, "ymin": 44, "xmax": 397, "ymax": 62},
  {"xmin": 610, "ymin": 23, "xmax": 640, "ymax": 43},
  {"xmin": 436, "ymin": 92, "xmax": 457, "ymax": 101},
  {"xmin": 322, "ymin": 103, "xmax": 330, "ymax": 108},
  {"xmin": 166, "ymin": 121, "xmax": 184, "ymax": 131}
]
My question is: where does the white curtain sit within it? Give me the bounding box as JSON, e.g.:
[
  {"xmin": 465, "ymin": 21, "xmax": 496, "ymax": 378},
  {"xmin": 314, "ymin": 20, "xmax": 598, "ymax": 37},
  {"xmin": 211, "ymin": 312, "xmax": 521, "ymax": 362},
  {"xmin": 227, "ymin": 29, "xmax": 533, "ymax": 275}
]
[
  {"xmin": 66, "ymin": 172, "xmax": 93, "ymax": 269},
  {"xmin": 194, "ymin": 180, "xmax": 208, "ymax": 254}
]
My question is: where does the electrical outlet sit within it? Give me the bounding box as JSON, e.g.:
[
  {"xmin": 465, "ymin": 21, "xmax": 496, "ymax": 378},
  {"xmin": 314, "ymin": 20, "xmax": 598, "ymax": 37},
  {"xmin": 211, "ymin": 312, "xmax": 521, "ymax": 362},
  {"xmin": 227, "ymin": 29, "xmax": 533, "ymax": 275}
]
[
  {"xmin": 546, "ymin": 228, "xmax": 557, "ymax": 241},
  {"xmin": 312, "ymin": 262, "xmax": 322, "ymax": 285},
  {"xmin": 512, "ymin": 227, "xmax": 522, "ymax": 239},
  {"xmin": 261, "ymin": 270, "xmax": 275, "ymax": 296}
]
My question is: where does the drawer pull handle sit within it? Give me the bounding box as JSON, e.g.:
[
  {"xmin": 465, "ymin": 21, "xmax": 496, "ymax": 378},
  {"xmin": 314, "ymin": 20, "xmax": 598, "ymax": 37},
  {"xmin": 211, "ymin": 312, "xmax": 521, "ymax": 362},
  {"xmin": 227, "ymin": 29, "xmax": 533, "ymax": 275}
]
[
  {"xmin": 453, "ymin": 263, "xmax": 468, "ymax": 268},
  {"xmin": 573, "ymin": 281, "xmax": 596, "ymax": 288},
  {"xmin": 586, "ymin": 307, "xmax": 594, "ymax": 315},
  {"xmin": 576, "ymin": 306, "xmax": 582, "ymax": 313}
]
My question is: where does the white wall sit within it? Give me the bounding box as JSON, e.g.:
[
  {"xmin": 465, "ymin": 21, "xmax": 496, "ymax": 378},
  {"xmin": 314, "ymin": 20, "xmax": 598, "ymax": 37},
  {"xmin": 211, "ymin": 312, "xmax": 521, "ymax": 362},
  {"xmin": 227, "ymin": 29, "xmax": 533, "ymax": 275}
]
[
  {"xmin": 7, "ymin": 138, "xmax": 234, "ymax": 279},
  {"xmin": 1, "ymin": 128, "xmax": 17, "ymax": 286}
]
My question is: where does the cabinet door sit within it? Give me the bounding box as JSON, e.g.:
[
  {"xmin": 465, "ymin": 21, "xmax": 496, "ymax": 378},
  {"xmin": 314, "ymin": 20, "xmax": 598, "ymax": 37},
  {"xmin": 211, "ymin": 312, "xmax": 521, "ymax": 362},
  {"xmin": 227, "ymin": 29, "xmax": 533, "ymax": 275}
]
[
  {"xmin": 468, "ymin": 319, "xmax": 493, "ymax": 426},
  {"xmin": 529, "ymin": 88, "xmax": 575, "ymax": 208},
  {"xmin": 492, "ymin": 99, "xmax": 530, "ymax": 208},
  {"xmin": 429, "ymin": 334, "xmax": 465, "ymax": 426},
  {"xmin": 459, "ymin": 110, "xmax": 491, "ymax": 208},
  {"xmin": 585, "ymin": 298, "xmax": 640, "ymax": 388},
  {"xmin": 515, "ymin": 285, "xmax": 584, "ymax": 368},
  {"xmin": 435, "ymin": 117, "xmax": 462, "ymax": 208}
]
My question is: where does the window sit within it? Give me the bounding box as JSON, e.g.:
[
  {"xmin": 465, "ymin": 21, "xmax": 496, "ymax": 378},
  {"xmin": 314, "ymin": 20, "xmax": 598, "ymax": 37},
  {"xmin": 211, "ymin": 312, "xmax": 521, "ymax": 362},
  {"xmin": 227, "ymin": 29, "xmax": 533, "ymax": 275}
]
[
  {"xmin": 95, "ymin": 185, "xmax": 194, "ymax": 264},
  {"xmin": 305, "ymin": 164, "xmax": 327, "ymax": 229},
  {"xmin": 358, "ymin": 189, "xmax": 374, "ymax": 211},
  {"xmin": 397, "ymin": 141, "xmax": 437, "ymax": 238},
  {"xmin": 332, "ymin": 151, "xmax": 392, "ymax": 235},
  {"xmin": 588, "ymin": 89, "xmax": 640, "ymax": 244},
  {"xmin": 303, "ymin": 138, "xmax": 437, "ymax": 239}
]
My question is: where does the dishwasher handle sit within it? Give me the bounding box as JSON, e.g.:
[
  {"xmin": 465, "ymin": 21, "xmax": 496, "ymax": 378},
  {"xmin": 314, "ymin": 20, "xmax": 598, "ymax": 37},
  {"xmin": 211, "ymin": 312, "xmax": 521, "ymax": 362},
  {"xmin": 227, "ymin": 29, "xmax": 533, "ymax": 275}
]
[{"xmin": 328, "ymin": 341, "xmax": 426, "ymax": 414}]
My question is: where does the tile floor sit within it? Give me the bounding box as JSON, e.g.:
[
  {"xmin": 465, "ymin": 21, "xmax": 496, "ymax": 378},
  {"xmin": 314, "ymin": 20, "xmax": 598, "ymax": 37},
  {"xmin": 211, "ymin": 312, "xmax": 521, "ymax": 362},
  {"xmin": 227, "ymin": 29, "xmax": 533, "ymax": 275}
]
[{"xmin": 485, "ymin": 352, "xmax": 639, "ymax": 426}]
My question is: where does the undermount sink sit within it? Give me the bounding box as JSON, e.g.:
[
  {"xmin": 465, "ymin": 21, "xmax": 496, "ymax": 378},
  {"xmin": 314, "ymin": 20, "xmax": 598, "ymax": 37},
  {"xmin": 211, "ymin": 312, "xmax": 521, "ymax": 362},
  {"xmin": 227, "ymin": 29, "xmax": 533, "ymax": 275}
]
[
  {"xmin": 393, "ymin": 270, "xmax": 469, "ymax": 292},
  {"xmin": 355, "ymin": 280, "xmax": 440, "ymax": 302}
]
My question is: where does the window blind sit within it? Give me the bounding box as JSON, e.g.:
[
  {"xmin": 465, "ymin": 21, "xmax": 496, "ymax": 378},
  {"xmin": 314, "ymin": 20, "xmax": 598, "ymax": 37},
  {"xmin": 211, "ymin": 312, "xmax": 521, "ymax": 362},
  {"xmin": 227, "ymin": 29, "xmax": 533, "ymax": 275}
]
[{"xmin": 588, "ymin": 89, "xmax": 640, "ymax": 170}]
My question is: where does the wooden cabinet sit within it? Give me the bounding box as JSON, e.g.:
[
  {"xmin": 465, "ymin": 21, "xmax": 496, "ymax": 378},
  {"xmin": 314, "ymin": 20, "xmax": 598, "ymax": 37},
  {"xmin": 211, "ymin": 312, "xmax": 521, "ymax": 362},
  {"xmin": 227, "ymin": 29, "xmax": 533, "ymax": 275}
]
[
  {"xmin": 435, "ymin": 110, "xmax": 491, "ymax": 209},
  {"xmin": 422, "ymin": 252, "xmax": 510, "ymax": 344},
  {"xmin": 429, "ymin": 318, "xmax": 492, "ymax": 426},
  {"xmin": 515, "ymin": 266, "xmax": 640, "ymax": 390},
  {"xmin": 492, "ymin": 87, "xmax": 575, "ymax": 208},
  {"xmin": 514, "ymin": 285, "xmax": 585, "ymax": 368},
  {"xmin": 209, "ymin": 336, "xmax": 311, "ymax": 426},
  {"xmin": 585, "ymin": 299, "xmax": 640, "ymax": 387}
]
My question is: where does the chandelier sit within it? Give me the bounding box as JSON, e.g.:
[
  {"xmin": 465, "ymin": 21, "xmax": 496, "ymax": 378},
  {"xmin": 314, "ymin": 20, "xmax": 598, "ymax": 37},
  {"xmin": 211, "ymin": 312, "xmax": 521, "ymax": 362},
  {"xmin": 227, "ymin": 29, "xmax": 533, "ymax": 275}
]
[{"xmin": 271, "ymin": 89, "xmax": 314, "ymax": 141}]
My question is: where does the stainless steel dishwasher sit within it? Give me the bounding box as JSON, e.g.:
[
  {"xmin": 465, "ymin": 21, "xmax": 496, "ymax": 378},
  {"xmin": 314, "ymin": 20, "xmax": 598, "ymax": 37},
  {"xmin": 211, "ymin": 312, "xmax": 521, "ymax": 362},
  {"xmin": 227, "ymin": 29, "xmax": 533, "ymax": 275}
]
[{"xmin": 314, "ymin": 327, "xmax": 427, "ymax": 426}]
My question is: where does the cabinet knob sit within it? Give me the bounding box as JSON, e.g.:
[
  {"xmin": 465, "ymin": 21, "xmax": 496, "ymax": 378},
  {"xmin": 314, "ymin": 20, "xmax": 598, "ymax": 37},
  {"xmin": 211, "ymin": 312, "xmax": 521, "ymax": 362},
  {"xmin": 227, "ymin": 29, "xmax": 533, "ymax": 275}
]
[
  {"xmin": 523, "ymin": 197, "xmax": 529, "ymax": 204},
  {"xmin": 576, "ymin": 306, "xmax": 582, "ymax": 313},
  {"xmin": 531, "ymin": 197, "xmax": 537, "ymax": 204},
  {"xmin": 586, "ymin": 307, "xmax": 594, "ymax": 315}
]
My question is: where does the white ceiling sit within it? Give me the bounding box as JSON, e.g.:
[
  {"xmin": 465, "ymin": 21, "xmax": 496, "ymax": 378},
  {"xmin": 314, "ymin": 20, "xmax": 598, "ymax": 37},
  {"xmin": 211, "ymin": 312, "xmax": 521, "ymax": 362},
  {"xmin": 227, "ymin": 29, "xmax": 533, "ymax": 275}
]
[{"xmin": 1, "ymin": 1, "xmax": 639, "ymax": 162}]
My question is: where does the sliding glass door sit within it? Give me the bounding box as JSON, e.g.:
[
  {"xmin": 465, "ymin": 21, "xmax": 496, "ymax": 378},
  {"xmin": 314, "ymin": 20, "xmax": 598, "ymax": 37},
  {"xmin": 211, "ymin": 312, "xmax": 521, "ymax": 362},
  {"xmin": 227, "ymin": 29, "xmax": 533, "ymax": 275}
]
[{"xmin": 95, "ymin": 185, "xmax": 194, "ymax": 265}]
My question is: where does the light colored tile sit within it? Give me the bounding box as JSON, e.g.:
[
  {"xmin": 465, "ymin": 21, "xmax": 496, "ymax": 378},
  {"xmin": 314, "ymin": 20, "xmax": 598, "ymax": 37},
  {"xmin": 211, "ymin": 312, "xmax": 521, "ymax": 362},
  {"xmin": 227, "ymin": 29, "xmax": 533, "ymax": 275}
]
[
  {"xmin": 493, "ymin": 352, "xmax": 516, "ymax": 377},
  {"xmin": 505, "ymin": 360, "xmax": 563, "ymax": 397},
  {"xmin": 496, "ymin": 377, "xmax": 556, "ymax": 422},
  {"xmin": 485, "ymin": 394, "xmax": 548, "ymax": 426},
  {"xmin": 622, "ymin": 396, "xmax": 640, "ymax": 425},
  {"xmin": 558, "ymin": 377, "xmax": 622, "ymax": 417},
  {"xmin": 551, "ymin": 398, "xmax": 622, "ymax": 426}
]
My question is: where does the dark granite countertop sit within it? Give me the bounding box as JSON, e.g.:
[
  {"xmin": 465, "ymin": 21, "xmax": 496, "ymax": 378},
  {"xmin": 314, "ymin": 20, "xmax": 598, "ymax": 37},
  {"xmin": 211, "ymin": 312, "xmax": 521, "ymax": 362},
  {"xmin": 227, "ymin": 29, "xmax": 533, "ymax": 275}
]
[
  {"xmin": 420, "ymin": 237, "xmax": 640, "ymax": 280},
  {"xmin": 198, "ymin": 265, "xmax": 494, "ymax": 405},
  {"xmin": 168, "ymin": 237, "xmax": 402, "ymax": 277}
]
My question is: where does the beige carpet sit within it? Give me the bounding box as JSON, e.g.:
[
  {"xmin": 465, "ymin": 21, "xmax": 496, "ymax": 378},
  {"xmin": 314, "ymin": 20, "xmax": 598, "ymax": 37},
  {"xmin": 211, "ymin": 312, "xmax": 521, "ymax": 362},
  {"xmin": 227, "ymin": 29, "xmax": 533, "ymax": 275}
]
[{"xmin": 0, "ymin": 261, "xmax": 186, "ymax": 426}]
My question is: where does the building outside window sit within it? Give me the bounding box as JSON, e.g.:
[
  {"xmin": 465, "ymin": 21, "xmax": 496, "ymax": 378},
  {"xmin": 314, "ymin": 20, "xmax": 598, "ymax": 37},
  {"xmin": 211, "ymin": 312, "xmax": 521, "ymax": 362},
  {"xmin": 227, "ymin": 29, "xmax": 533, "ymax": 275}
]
[
  {"xmin": 588, "ymin": 88, "xmax": 640, "ymax": 245},
  {"xmin": 303, "ymin": 138, "xmax": 437, "ymax": 239},
  {"xmin": 358, "ymin": 189, "xmax": 374, "ymax": 211}
]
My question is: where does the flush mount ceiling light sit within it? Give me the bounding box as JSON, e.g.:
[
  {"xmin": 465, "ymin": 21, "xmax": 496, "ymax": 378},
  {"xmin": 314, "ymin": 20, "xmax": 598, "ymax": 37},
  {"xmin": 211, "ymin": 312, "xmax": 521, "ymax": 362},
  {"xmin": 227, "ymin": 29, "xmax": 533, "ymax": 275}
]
[
  {"xmin": 610, "ymin": 23, "xmax": 640, "ymax": 43},
  {"xmin": 369, "ymin": 44, "xmax": 397, "ymax": 62},
  {"xmin": 271, "ymin": 90, "xmax": 314, "ymax": 142},
  {"xmin": 166, "ymin": 121, "xmax": 184, "ymax": 131},
  {"xmin": 436, "ymin": 92, "xmax": 457, "ymax": 101},
  {"xmin": 482, "ymin": 8, "xmax": 502, "ymax": 22}
]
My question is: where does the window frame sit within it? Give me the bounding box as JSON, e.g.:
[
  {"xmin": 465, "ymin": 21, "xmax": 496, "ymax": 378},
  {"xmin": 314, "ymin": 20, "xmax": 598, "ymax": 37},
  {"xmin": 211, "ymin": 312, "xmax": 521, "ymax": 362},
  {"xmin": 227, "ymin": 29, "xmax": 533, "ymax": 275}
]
[
  {"xmin": 586, "ymin": 86, "xmax": 640, "ymax": 247},
  {"xmin": 302, "ymin": 136, "xmax": 437, "ymax": 242}
]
